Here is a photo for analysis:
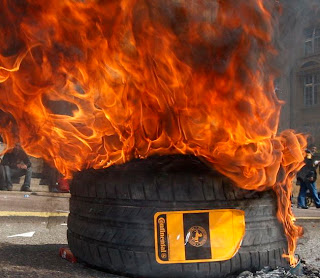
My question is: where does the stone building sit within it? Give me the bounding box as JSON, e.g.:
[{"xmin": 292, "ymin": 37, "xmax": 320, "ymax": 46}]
[
  {"xmin": 277, "ymin": 1, "xmax": 320, "ymax": 198},
  {"xmin": 278, "ymin": 1, "xmax": 320, "ymax": 148}
]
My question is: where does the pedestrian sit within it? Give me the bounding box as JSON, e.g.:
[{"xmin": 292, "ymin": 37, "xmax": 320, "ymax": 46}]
[
  {"xmin": 310, "ymin": 145, "xmax": 318, "ymax": 156},
  {"xmin": 297, "ymin": 149, "xmax": 320, "ymax": 209},
  {"xmin": 1, "ymin": 143, "xmax": 32, "ymax": 192}
]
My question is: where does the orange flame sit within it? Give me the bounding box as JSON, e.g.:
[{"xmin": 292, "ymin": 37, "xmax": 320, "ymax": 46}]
[{"xmin": 0, "ymin": 0, "xmax": 306, "ymax": 265}]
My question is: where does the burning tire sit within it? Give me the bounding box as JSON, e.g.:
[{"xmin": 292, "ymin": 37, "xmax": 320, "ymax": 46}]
[{"xmin": 67, "ymin": 155, "xmax": 289, "ymax": 278}]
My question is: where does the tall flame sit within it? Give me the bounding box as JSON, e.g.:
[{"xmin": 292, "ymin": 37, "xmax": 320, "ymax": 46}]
[{"xmin": 0, "ymin": 0, "xmax": 306, "ymax": 265}]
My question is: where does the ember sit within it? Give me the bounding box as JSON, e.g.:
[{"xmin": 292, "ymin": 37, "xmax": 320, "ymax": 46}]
[{"xmin": 0, "ymin": 0, "xmax": 307, "ymax": 265}]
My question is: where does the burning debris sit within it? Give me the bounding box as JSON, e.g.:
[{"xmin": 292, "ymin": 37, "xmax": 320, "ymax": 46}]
[
  {"xmin": 234, "ymin": 263, "xmax": 320, "ymax": 278},
  {"xmin": 0, "ymin": 0, "xmax": 309, "ymax": 268},
  {"xmin": 236, "ymin": 267, "xmax": 295, "ymax": 278}
]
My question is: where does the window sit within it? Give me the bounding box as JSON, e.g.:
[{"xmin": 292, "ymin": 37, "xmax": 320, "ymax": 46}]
[
  {"xmin": 304, "ymin": 73, "xmax": 320, "ymax": 106},
  {"xmin": 304, "ymin": 27, "xmax": 320, "ymax": 55}
]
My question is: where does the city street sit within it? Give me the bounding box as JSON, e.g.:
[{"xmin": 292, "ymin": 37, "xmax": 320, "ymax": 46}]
[
  {"xmin": 1, "ymin": 0, "xmax": 320, "ymax": 277},
  {"xmin": 0, "ymin": 191, "xmax": 122, "ymax": 278},
  {"xmin": 0, "ymin": 190, "xmax": 320, "ymax": 277}
]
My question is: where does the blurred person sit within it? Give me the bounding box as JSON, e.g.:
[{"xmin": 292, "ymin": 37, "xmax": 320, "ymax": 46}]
[
  {"xmin": 2, "ymin": 143, "xmax": 32, "ymax": 192},
  {"xmin": 310, "ymin": 145, "xmax": 317, "ymax": 155},
  {"xmin": 297, "ymin": 149, "xmax": 320, "ymax": 209}
]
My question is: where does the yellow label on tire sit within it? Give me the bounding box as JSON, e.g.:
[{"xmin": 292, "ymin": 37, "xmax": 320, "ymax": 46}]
[{"xmin": 154, "ymin": 209, "xmax": 245, "ymax": 264}]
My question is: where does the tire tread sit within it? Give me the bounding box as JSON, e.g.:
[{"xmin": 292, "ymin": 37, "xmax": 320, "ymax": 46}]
[{"xmin": 68, "ymin": 155, "xmax": 289, "ymax": 278}]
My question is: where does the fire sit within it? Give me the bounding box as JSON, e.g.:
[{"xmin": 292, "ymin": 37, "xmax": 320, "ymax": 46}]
[{"xmin": 0, "ymin": 0, "xmax": 306, "ymax": 265}]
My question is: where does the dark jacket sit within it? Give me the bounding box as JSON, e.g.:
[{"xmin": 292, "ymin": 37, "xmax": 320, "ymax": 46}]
[
  {"xmin": 297, "ymin": 157, "xmax": 317, "ymax": 183},
  {"xmin": 2, "ymin": 147, "xmax": 32, "ymax": 169}
]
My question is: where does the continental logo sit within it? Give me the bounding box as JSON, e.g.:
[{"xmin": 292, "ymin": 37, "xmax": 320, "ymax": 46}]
[
  {"xmin": 187, "ymin": 225, "xmax": 207, "ymax": 247},
  {"xmin": 157, "ymin": 215, "xmax": 168, "ymax": 261},
  {"xmin": 154, "ymin": 209, "xmax": 245, "ymax": 264}
]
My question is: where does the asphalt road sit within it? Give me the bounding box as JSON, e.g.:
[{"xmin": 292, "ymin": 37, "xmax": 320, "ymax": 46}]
[
  {"xmin": 0, "ymin": 191, "xmax": 123, "ymax": 278},
  {"xmin": 296, "ymin": 219, "xmax": 320, "ymax": 268},
  {"xmin": 0, "ymin": 191, "xmax": 320, "ymax": 277},
  {"xmin": 0, "ymin": 216, "xmax": 123, "ymax": 278}
]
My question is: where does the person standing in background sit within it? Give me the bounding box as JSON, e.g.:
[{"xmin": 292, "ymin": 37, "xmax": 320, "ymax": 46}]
[
  {"xmin": 297, "ymin": 148, "xmax": 320, "ymax": 209},
  {"xmin": 310, "ymin": 145, "xmax": 318, "ymax": 156}
]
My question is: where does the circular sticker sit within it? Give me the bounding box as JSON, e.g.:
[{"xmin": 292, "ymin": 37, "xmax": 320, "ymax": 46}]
[
  {"xmin": 187, "ymin": 226, "xmax": 208, "ymax": 247},
  {"xmin": 161, "ymin": 253, "xmax": 167, "ymax": 259}
]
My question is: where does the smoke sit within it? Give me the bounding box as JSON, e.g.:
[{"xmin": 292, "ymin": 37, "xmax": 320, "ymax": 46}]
[{"xmin": 276, "ymin": 0, "xmax": 320, "ymax": 72}]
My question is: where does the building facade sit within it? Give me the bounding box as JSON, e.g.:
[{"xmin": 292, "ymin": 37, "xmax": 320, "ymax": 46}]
[{"xmin": 278, "ymin": 4, "xmax": 320, "ymax": 148}]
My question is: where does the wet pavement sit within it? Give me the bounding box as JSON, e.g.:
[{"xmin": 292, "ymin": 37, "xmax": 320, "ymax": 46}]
[{"xmin": 0, "ymin": 191, "xmax": 320, "ymax": 277}]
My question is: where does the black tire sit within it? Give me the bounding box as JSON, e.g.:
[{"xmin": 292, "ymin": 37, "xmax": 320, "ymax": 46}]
[{"xmin": 68, "ymin": 155, "xmax": 289, "ymax": 278}]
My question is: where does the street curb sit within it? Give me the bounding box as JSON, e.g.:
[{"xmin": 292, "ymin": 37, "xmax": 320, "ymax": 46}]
[
  {"xmin": 295, "ymin": 217, "xmax": 320, "ymax": 222},
  {"xmin": 0, "ymin": 191, "xmax": 70, "ymax": 198},
  {"xmin": 0, "ymin": 211, "xmax": 69, "ymax": 217},
  {"xmin": 296, "ymin": 216, "xmax": 320, "ymax": 219}
]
